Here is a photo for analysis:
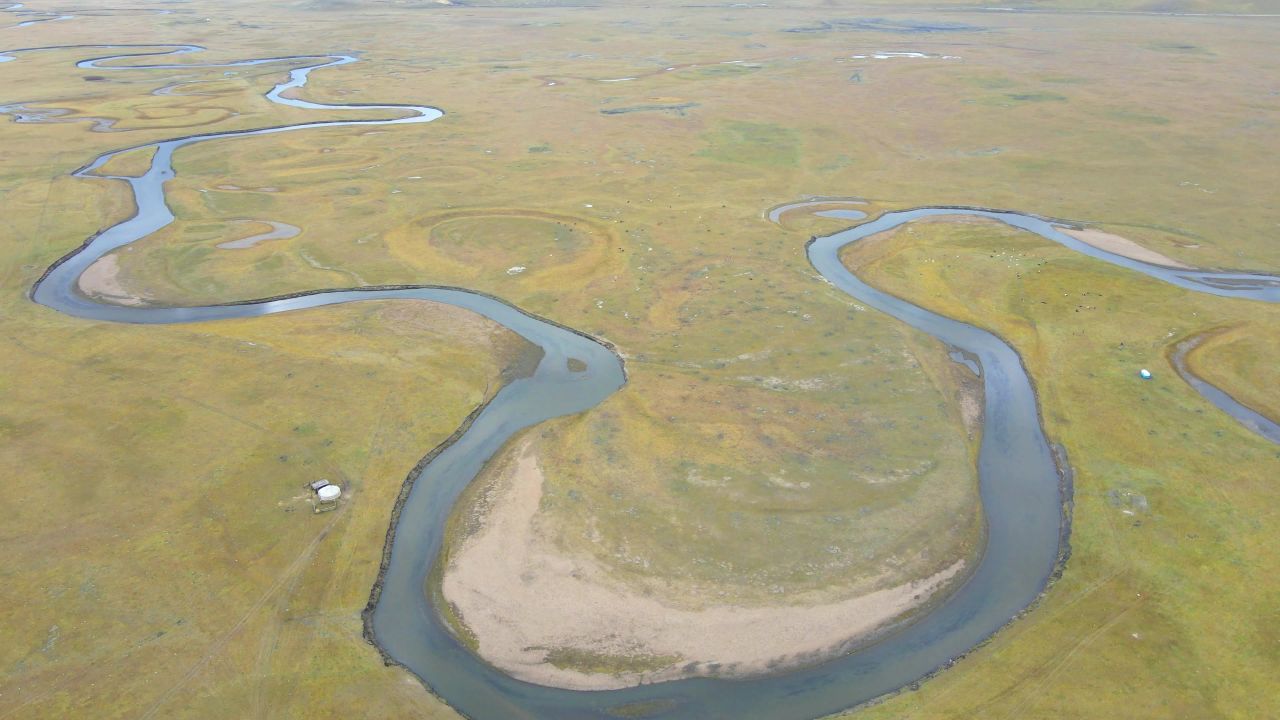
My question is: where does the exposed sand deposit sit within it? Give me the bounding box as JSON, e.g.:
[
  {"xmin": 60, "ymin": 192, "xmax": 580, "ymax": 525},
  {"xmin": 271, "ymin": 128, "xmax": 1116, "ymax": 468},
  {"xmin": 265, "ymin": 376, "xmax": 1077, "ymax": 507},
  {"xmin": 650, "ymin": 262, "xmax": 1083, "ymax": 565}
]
[
  {"xmin": 76, "ymin": 253, "xmax": 144, "ymax": 305},
  {"xmin": 442, "ymin": 443, "xmax": 966, "ymax": 690},
  {"xmin": 1060, "ymin": 226, "xmax": 1193, "ymax": 269}
]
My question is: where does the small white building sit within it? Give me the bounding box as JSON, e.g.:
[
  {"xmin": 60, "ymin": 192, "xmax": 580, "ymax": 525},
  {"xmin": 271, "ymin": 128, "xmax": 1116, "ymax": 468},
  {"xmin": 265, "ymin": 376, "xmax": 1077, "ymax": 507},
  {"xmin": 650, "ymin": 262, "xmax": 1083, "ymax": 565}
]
[{"xmin": 312, "ymin": 480, "xmax": 342, "ymax": 513}]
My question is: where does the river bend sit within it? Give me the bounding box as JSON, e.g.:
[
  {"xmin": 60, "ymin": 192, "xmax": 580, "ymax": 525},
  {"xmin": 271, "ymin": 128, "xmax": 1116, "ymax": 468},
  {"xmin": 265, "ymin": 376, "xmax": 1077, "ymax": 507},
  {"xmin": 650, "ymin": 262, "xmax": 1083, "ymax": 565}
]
[{"xmin": 10, "ymin": 43, "xmax": 1279, "ymax": 720}]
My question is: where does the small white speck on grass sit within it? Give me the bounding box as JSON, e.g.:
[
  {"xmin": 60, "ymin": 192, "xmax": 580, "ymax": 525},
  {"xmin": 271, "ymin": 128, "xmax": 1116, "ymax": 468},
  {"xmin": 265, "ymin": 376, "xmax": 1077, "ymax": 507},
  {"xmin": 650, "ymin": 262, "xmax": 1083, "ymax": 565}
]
[{"xmin": 506, "ymin": 266, "xmax": 526, "ymax": 275}]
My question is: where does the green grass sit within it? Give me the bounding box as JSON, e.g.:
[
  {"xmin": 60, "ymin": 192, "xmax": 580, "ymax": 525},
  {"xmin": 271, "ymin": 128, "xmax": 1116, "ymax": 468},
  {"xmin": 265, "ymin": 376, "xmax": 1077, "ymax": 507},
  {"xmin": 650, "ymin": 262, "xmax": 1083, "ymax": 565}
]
[
  {"xmin": 841, "ymin": 219, "xmax": 1280, "ymax": 718},
  {"xmin": 1186, "ymin": 327, "xmax": 1280, "ymax": 423},
  {"xmin": 696, "ymin": 121, "xmax": 801, "ymax": 168},
  {"xmin": 2, "ymin": 1, "xmax": 1278, "ymax": 716},
  {"xmin": 542, "ymin": 647, "xmax": 683, "ymax": 676}
]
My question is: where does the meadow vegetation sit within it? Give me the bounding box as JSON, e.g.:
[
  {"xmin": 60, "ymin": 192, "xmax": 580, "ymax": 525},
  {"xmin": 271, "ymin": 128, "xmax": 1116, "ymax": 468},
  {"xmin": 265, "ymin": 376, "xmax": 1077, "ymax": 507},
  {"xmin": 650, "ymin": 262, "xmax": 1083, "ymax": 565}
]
[
  {"xmin": 1185, "ymin": 327, "xmax": 1280, "ymax": 424},
  {"xmin": 842, "ymin": 219, "xmax": 1280, "ymax": 718},
  {"xmin": 1, "ymin": 0, "xmax": 1277, "ymax": 716}
]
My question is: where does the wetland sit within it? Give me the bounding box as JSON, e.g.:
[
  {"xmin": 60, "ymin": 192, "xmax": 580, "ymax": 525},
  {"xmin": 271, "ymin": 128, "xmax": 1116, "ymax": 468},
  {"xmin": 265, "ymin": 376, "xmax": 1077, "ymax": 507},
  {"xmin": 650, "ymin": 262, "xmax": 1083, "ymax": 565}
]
[{"xmin": 4, "ymin": 3, "xmax": 1279, "ymax": 719}]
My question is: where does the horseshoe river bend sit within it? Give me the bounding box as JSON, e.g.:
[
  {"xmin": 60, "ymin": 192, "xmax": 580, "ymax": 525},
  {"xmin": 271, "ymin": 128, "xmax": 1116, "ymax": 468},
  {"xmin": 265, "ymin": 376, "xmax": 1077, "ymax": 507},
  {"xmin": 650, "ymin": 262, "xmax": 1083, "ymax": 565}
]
[{"xmin": 12, "ymin": 45, "xmax": 1280, "ymax": 720}]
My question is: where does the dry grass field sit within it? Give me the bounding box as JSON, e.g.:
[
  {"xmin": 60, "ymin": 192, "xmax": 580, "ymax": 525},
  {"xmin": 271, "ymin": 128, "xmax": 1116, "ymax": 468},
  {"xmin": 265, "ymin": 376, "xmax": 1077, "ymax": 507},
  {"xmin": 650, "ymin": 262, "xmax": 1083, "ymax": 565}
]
[{"xmin": 1, "ymin": 0, "xmax": 1277, "ymax": 717}]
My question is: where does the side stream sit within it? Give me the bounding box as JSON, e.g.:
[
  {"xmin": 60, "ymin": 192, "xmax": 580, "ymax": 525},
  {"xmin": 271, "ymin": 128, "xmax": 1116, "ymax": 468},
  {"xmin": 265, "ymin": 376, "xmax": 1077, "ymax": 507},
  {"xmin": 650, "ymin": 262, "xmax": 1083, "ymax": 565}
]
[{"xmin": 12, "ymin": 42, "xmax": 1278, "ymax": 720}]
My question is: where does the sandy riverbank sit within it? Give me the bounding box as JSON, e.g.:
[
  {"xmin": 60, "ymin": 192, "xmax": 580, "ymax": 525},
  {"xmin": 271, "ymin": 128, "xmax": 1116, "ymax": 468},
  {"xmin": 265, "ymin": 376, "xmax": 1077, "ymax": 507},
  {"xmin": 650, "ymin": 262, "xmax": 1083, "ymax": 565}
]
[
  {"xmin": 845, "ymin": 213, "xmax": 1194, "ymax": 272},
  {"xmin": 441, "ymin": 443, "xmax": 966, "ymax": 691},
  {"xmin": 1059, "ymin": 226, "xmax": 1193, "ymax": 269},
  {"xmin": 77, "ymin": 253, "xmax": 145, "ymax": 305}
]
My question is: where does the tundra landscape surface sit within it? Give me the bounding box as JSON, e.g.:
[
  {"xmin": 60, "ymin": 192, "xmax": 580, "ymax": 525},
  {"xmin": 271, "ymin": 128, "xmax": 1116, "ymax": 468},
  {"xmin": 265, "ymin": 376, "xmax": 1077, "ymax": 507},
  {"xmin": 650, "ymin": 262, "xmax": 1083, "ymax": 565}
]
[{"xmin": 1, "ymin": 0, "xmax": 1277, "ymax": 718}]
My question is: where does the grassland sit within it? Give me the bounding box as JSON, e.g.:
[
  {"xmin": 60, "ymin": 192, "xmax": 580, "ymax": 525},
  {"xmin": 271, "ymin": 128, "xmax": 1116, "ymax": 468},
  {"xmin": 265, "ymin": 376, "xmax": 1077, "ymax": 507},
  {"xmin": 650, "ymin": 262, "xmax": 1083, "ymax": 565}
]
[
  {"xmin": 1, "ymin": 0, "xmax": 1278, "ymax": 716},
  {"xmin": 842, "ymin": 219, "xmax": 1280, "ymax": 718},
  {"xmin": 0, "ymin": 35, "xmax": 530, "ymax": 720},
  {"xmin": 0, "ymin": 298, "xmax": 529, "ymax": 719},
  {"xmin": 1185, "ymin": 327, "xmax": 1280, "ymax": 424}
]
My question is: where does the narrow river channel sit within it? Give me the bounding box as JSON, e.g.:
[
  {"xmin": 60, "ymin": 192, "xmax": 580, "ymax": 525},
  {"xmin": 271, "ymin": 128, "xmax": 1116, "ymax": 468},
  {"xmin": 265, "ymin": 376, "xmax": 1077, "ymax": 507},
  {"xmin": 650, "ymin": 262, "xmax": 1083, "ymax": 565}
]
[{"xmin": 12, "ymin": 43, "xmax": 1279, "ymax": 720}]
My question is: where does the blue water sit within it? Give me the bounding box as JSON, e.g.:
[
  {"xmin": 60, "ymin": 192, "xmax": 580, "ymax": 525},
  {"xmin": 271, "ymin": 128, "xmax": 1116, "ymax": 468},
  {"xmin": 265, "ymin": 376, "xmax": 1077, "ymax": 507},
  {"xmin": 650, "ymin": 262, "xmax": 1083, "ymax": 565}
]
[{"xmin": 12, "ymin": 43, "xmax": 1278, "ymax": 720}]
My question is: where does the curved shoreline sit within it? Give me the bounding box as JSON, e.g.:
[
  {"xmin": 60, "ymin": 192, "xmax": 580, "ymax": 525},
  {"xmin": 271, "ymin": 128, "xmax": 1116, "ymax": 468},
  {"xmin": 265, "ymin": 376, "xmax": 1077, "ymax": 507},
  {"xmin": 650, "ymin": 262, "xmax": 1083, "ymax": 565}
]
[
  {"xmin": 360, "ymin": 388, "xmax": 501, "ymax": 676},
  {"xmin": 1169, "ymin": 330, "xmax": 1280, "ymax": 444},
  {"xmin": 829, "ymin": 206, "xmax": 1280, "ymax": 443},
  {"xmin": 765, "ymin": 197, "xmax": 871, "ymax": 225},
  {"xmin": 436, "ymin": 440, "xmax": 976, "ymax": 691},
  {"xmin": 13, "ymin": 42, "xmax": 1280, "ymax": 720}
]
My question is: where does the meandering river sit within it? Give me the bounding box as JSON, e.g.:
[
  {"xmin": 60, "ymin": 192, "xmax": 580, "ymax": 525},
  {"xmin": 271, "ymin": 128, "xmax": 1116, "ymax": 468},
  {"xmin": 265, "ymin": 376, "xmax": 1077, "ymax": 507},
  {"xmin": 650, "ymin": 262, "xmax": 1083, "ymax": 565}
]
[{"xmin": 12, "ymin": 43, "xmax": 1279, "ymax": 720}]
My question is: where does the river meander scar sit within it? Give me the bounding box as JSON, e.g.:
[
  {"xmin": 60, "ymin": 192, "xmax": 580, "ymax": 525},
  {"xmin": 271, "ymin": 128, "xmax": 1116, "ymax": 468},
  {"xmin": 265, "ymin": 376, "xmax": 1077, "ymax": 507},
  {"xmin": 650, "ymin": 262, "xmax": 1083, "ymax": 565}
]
[{"xmin": 13, "ymin": 43, "xmax": 1280, "ymax": 720}]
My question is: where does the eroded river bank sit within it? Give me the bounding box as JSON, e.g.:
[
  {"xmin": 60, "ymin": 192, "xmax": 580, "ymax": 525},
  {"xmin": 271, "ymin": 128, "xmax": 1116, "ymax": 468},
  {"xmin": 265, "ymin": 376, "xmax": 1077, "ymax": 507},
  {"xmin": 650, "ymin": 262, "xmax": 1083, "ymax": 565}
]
[{"xmin": 15, "ymin": 42, "xmax": 1279, "ymax": 720}]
